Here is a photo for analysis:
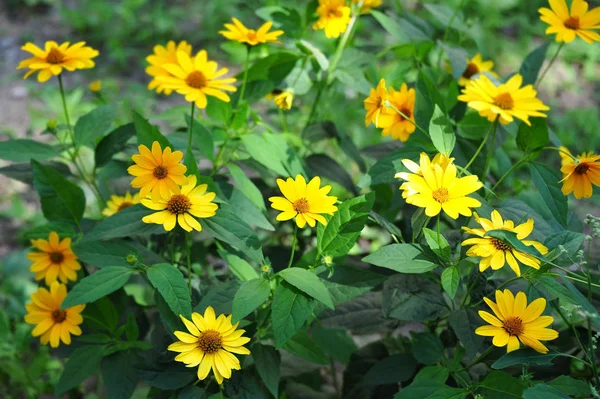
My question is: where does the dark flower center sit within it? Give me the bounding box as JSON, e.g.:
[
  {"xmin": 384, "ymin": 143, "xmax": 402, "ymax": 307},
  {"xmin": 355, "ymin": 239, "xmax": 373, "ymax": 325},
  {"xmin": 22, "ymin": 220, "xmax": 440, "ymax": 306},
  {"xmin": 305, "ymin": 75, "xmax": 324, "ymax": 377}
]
[
  {"xmin": 117, "ymin": 202, "xmax": 133, "ymax": 211},
  {"xmin": 185, "ymin": 71, "xmax": 207, "ymax": 89},
  {"xmin": 503, "ymin": 316, "xmax": 524, "ymax": 336},
  {"xmin": 574, "ymin": 163, "xmax": 589, "ymax": 175},
  {"xmin": 463, "ymin": 62, "xmax": 479, "ymax": 79},
  {"xmin": 153, "ymin": 165, "xmax": 168, "ymax": 179},
  {"xmin": 292, "ymin": 198, "xmax": 310, "ymax": 213},
  {"xmin": 49, "ymin": 251, "xmax": 64, "ymax": 264},
  {"xmin": 494, "ymin": 92, "xmax": 514, "ymax": 110},
  {"xmin": 328, "ymin": 8, "xmax": 343, "ymax": 18},
  {"xmin": 432, "ymin": 188, "xmax": 449, "ymax": 203},
  {"xmin": 52, "ymin": 310, "xmax": 67, "ymax": 323},
  {"xmin": 198, "ymin": 330, "xmax": 222, "ymax": 354},
  {"xmin": 491, "ymin": 238, "xmax": 511, "ymax": 251},
  {"xmin": 398, "ymin": 107, "xmax": 412, "ymax": 120},
  {"xmin": 246, "ymin": 29, "xmax": 258, "ymax": 41},
  {"xmin": 46, "ymin": 48, "xmax": 65, "ymax": 64},
  {"xmin": 167, "ymin": 194, "xmax": 191, "ymax": 215},
  {"xmin": 563, "ymin": 16, "xmax": 580, "ymax": 30}
]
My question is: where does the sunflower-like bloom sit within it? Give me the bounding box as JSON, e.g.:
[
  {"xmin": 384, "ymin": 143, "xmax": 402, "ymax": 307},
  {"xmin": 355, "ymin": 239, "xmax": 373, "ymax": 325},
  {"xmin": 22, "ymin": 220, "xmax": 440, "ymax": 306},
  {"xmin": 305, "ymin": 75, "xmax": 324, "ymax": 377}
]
[
  {"xmin": 266, "ymin": 89, "xmax": 294, "ymax": 110},
  {"xmin": 395, "ymin": 153, "xmax": 453, "ymax": 199},
  {"xmin": 17, "ymin": 41, "xmax": 99, "ymax": 83},
  {"xmin": 559, "ymin": 146, "xmax": 600, "ymax": 199},
  {"xmin": 458, "ymin": 74, "xmax": 549, "ymax": 126},
  {"xmin": 156, "ymin": 51, "xmax": 237, "ymax": 109},
  {"xmin": 476, "ymin": 290, "xmax": 558, "ymax": 354},
  {"xmin": 128, "ymin": 141, "xmax": 188, "ymax": 202},
  {"xmin": 219, "ymin": 18, "xmax": 284, "ymax": 45},
  {"xmin": 313, "ymin": 0, "xmax": 352, "ymax": 39},
  {"xmin": 397, "ymin": 153, "xmax": 482, "ymax": 219},
  {"xmin": 380, "ymin": 83, "xmax": 417, "ymax": 142},
  {"xmin": 353, "ymin": 0, "xmax": 382, "ymax": 13},
  {"xmin": 27, "ymin": 231, "xmax": 81, "ymax": 285},
  {"xmin": 455, "ymin": 54, "xmax": 499, "ymax": 86},
  {"xmin": 462, "ymin": 210, "xmax": 549, "ymax": 276},
  {"xmin": 142, "ymin": 175, "xmax": 218, "ymax": 232},
  {"xmin": 269, "ymin": 175, "xmax": 338, "ymax": 228},
  {"xmin": 102, "ymin": 191, "xmax": 140, "ymax": 217},
  {"xmin": 364, "ymin": 78, "xmax": 391, "ymax": 128},
  {"xmin": 539, "ymin": 0, "xmax": 600, "ymax": 44},
  {"xmin": 146, "ymin": 40, "xmax": 193, "ymax": 95},
  {"xmin": 168, "ymin": 306, "xmax": 251, "ymax": 384},
  {"xmin": 24, "ymin": 282, "xmax": 85, "ymax": 348}
]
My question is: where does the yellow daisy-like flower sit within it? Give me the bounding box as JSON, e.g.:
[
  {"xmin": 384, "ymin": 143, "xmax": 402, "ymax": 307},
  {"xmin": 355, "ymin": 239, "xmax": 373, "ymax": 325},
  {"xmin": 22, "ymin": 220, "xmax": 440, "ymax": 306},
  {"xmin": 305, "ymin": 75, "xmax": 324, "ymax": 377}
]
[
  {"xmin": 102, "ymin": 191, "xmax": 141, "ymax": 217},
  {"xmin": 539, "ymin": 0, "xmax": 600, "ymax": 44},
  {"xmin": 266, "ymin": 89, "xmax": 294, "ymax": 110},
  {"xmin": 353, "ymin": 0, "xmax": 382, "ymax": 13},
  {"xmin": 559, "ymin": 146, "xmax": 600, "ymax": 199},
  {"xmin": 219, "ymin": 18, "xmax": 284, "ymax": 46},
  {"xmin": 168, "ymin": 306, "xmax": 251, "ymax": 384},
  {"xmin": 142, "ymin": 175, "xmax": 218, "ymax": 232},
  {"xmin": 17, "ymin": 41, "xmax": 99, "ymax": 83},
  {"xmin": 457, "ymin": 74, "xmax": 550, "ymax": 126},
  {"xmin": 313, "ymin": 0, "xmax": 352, "ymax": 39},
  {"xmin": 380, "ymin": 83, "xmax": 417, "ymax": 142},
  {"xmin": 462, "ymin": 210, "xmax": 549, "ymax": 276},
  {"xmin": 146, "ymin": 40, "xmax": 193, "ymax": 95},
  {"xmin": 128, "ymin": 141, "xmax": 188, "ymax": 203},
  {"xmin": 476, "ymin": 290, "xmax": 558, "ymax": 354},
  {"xmin": 395, "ymin": 153, "xmax": 453, "ymax": 199},
  {"xmin": 88, "ymin": 80, "xmax": 102, "ymax": 92},
  {"xmin": 397, "ymin": 153, "xmax": 482, "ymax": 219},
  {"xmin": 156, "ymin": 50, "xmax": 237, "ymax": 109},
  {"xmin": 456, "ymin": 54, "xmax": 499, "ymax": 86},
  {"xmin": 27, "ymin": 232, "xmax": 81, "ymax": 286},
  {"xmin": 364, "ymin": 78, "xmax": 391, "ymax": 128},
  {"xmin": 24, "ymin": 282, "xmax": 85, "ymax": 348},
  {"xmin": 269, "ymin": 175, "xmax": 338, "ymax": 229}
]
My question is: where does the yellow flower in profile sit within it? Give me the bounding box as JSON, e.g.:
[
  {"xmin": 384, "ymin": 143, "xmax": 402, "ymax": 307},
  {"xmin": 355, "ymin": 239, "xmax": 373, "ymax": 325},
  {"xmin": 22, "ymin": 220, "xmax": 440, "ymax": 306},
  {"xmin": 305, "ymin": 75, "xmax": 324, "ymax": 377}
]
[
  {"xmin": 142, "ymin": 175, "xmax": 218, "ymax": 232},
  {"xmin": 27, "ymin": 231, "xmax": 81, "ymax": 285},
  {"xmin": 313, "ymin": 0, "xmax": 352, "ymax": 39},
  {"xmin": 128, "ymin": 141, "xmax": 188, "ymax": 202},
  {"xmin": 146, "ymin": 40, "xmax": 193, "ymax": 95},
  {"xmin": 88, "ymin": 80, "xmax": 102, "ymax": 92},
  {"xmin": 462, "ymin": 210, "xmax": 549, "ymax": 276},
  {"xmin": 395, "ymin": 153, "xmax": 453, "ymax": 199},
  {"xmin": 364, "ymin": 78, "xmax": 391, "ymax": 128},
  {"xmin": 24, "ymin": 282, "xmax": 85, "ymax": 348},
  {"xmin": 266, "ymin": 89, "xmax": 294, "ymax": 110},
  {"xmin": 476, "ymin": 290, "xmax": 558, "ymax": 354},
  {"xmin": 219, "ymin": 18, "xmax": 284, "ymax": 46},
  {"xmin": 380, "ymin": 83, "xmax": 417, "ymax": 142},
  {"xmin": 458, "ymin": 74, "xmax": 550, "ymax": 126},
  {"xmin": 397, "ymin": 154, "xmax": 482, "ymax": 219},
  {"xmin": 352, "ymin": 0, "xmax": 382, "ymax": 12},
  {"xmin": 559, "ymin": 146, "xmax": 600, "ymax": 199},
  {"xmin": 168, "ymin": 306, "xmax": 250, "ymax": 384},
  {"xmin": 17, "ymin": 41, "xmax": 99, "ymax": 82},
  {"xmin": 456, "ymin": 54, "xmax": 498, "ymax": 86},
  {"xmin": 102, "ymin": 191, "xmax": 140, "ymax": 217},
  {"xmin": 539, "ymin": 0, "xmax": 600, "ymax": 43},
  {"xmin": 269, "ymin": 175, "xmax": 338, "ymax": 228}
]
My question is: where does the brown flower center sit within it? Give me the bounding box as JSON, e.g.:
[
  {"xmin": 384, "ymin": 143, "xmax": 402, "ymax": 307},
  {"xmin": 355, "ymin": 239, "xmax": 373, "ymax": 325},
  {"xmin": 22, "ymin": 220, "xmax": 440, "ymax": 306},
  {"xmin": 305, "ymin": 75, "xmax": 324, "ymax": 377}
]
[
  {"xmin": 491, "ymin": 237, "xmax": 511, "ymax": 251},
  {"xmin": 153, "ymin": 165, "xmax": 168, "ymax": 179},
  {"xmin": 117, "ymin": 202, "xmax": 133, "ymax": 211},
  {"xmin": 46, "ymin": 48, "xmax": 65, "ymax": 64},
  {"xmin": 246, "ymin": 29, "xmax": 258, "ymax": 42},
  {"xmin": 563, "ymin": 16, "xmax": 580, "ymax": 30},
  {"xmin": 185, "ymin": 71, "xmax": 207, "ymax": 89},
  {"xmin": 292, "ymin": 198, "xmax": 310, "ymax": 214},
  {"xmin": 432, "ymin": 188, "xmax": 449, "ymax": 203},
  {"xmin": 198, "ymin": 329, "xmax": 222, "ymax": 354},
  {"xmin": 494, "ymin": 92, "xmax": 514, "ymax": 110},
  {"xmin": 328, "ymin": 8, "xmax": 343, "ymax": 18},
  {"xmin": 574, "ymin": 163, "xmax": 590, "ymax": 175},
  {"xmin": 398, "ymin": 107, "xmax": 412, "ymax": 120},
  {"xmin": 167, "ymin": 194, "xmax": 191, "ymax": 215},
  {"xmin": 503, "ymin": 316, "xmax": 524, "ymax": 336},
  {"xmin": 52, "ymin": 310, "xmax": 67, "ymax": 323},
  {"xmin": 49, "ymin": 251, "xmax": 64, "ymax": 264},
  {"xmin": 462, "ymin": 62, "xmax": 479, "ymax": 79}
]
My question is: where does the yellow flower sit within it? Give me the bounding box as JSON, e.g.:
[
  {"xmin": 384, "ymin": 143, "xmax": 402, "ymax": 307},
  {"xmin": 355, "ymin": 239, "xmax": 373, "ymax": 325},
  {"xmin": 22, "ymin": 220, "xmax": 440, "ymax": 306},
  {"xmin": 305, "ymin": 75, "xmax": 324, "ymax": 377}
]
[
  {"xmin": 128, "ymin": 141, "xmax": 188, "ymax": 203},
  {"xmin": 462, "ymin": 210, "xmax": 549, "ymax": 276},
  {"xmin": 364, "ymin": 78, "xmax": 391, "ymax": 128},
  {"xmin": 146, "ymin": 40, "xmax": 193, "ymax": 95},
  {"xmin": 353, "ymin": 0, "xmax": 382, "ymax": 12},
  {"xmin": 102, "ymin": 191, "xmax": 140, "ymax": 217},
  {"xmin": 266, "ymin": 89, "xmax": 293, "ymax": 110},
  {"xmin": 380, "ymin": 83, "xmax": 417, "ymax": 142},
  {"xmin": 539, "ymin": 0, "xmax": 600, "ymax": 43},
  {"xmin": 219, "ymin": 18, "xmax": 284, "ymax": 45},
  {"xmin": 397, "ymin": 153, "xmax": 482, "ymax": 219},
  {"xmin": 269, "ymin": 175, "xmax": 338, "ymax": 228},
  {"xmin": 142, "ymin": 175, "xmax": 218, "ymax": 232},
  {"xmin": 168, "ymin": 306, "xmax": 250, "ymax": 384},
  {"xmin": 455, "ymin": 54, "xmax": 499, "ymax": 86},
  {"xmin": 476, "ymin": 290, "xmax": 558, "ymax": 354},
  {"xmin": 27, "ymin": 231, "xmax": 81, "ymax": 286},
  {"xmin": 457, "ymin": 74, "xmax": 549, "ymax": 126},
  {"xmin": 88, "ymin": 80, "xmax": 102, "ymax": 92},
  {"xmin": 156, "ymin": 50, "xmax": 237, "ymax": 109},
  {"xmin": 313, "ymin": 0, "xmax": 352, "ymax": 39},
  {"xmin": 559, "ymin": 146, "xmax": 600, "ymax": 199},
  {"xmin": 395, "ymin": 153, "xmax": 453, "ymax": 199},
  {"xmin": 24, "ymin": 282, "xmax": 85, "ymax": 348},
  {"xmin": 17, "ymin": 41, "xmax": 99, "ymax": 83}
]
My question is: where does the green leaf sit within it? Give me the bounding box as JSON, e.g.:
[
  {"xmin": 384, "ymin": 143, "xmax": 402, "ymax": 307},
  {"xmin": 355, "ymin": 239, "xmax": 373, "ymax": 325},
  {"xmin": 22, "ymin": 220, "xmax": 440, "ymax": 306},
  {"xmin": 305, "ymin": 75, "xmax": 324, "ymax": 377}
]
[
  {"xmin": 479, "ymin": 371, "xmax": 527, "ymax": 399},
  {"xmin": 441, "ymin": 266, "xmax": 460, "ymax": 299},
  {"xmin": 371, "ymin": 10, "xmax": 407, "ymax": 42},
  {"xmin": 232, "ymin": 278, "xmax": 270, "ymax": 322},
  {"xmin": 100, "ymin": 350, "xmax": 138, "ymax": 399},
  {"xmin": 137, "ymin": 363, "xmax": 195, "ymax": 390},
  {"xmin": 205, "ymin": 98, "xmax": 232, "ymax": 125},
  {"xmin": 72, "ymin": 240, "xmax": 137, "ymax": 268},
  {"xmin": 394, "ymin": 381, "xmax": 451, "ymax": 399},
  {"xmin": 558, "ymin": 276, "xmax": 600, "ymax": 328},
  {"xmin": 363, "ymin": 244, "xmax": 437, "ymax": 273},
  {"xmin": 319, "ymin": 264, "xmax": 386, "ymax": 307},
  {"xmin": 82, "ymin": 297, "xmax": 119, "ymax": 333},
  {"xmin": 82, "ymin": 204, "xmax": 165, "ymax": 241},
  {"xmin": 228, "ymin": 163, "xmax": 266, "ymax": 211},
  {"xmin": 278, "ymin": 268, "xmax": 334, "ymax": 309},
  {"xmin": 0, "ymin": 139, "xmax": 60, "ymax": 162},
  {"xmin": 457, "ymin": 113, "xmax": 491, "ymax": 140},
  {"xmin": 485, "ymin": 229, "xmax": 550, "ymax": 263},
  {"xmin": 422, "ymin": 227, "xmax": 451, "ymax": 260},
  {"xmin": 271, "ymin": 283, "xmax": 313, "ymax": 348},
  {"xmin": 125, "ymin": 314, "xmax": 139, "ymax": 341},
  {"xmin": 547, "ymin": 376, "xmax": 591, "ymax": 397},
  {"xmin": 252, "ymin": 343, "xmax": 280, "ymax": 398},
  {"xmin": 412, "ymin": 332, "xmax": 444, "ymax": 365},
  {"xmin": 62, "ymin": 266, "xmax": 136, "ymax": 309},
  {"xmin": 55, "ymin": 345, "xmax": 106, "ymax": 395},
  {"xmin": 383, "ymin": 275, "xmax": 446, "ymax": 322},
  {"xmin": 74, "ymin": 104, "xmax": 117, "ymax": 148},
  {"xmin": 147, "ymin": 263, "xmax": 192, "ymax": 319},
  {"xmin": 358, "ymin": 147, "xmax": 425, "ymax": 188},
  {"xmin": 429, "ymin": 105, "xmax": 455, "ymax": 156},
  {"xmin": 317, "ymin": 192, "xmax": 375, "ymax": 258},
  {"xmin": 523, "ymin": 385, "xmax": 569, "ymax": 399},
  {"xmin": 186, "ymin": 114, "xmax": 214, "ymax": 161},
  {"xmin": 132, "ymin": 110, "xmax": 171, "ymax": 148},
  {"xmin": 362, "ymin": 354, "xmax": 417, "ymax": 385},
  {"xmin": 305, "ymin": 154, "xmax": 358, "ymax": 195},
  {"xmin": 448, "ymin": 309, "xmax": 483, "ymax": 357},
  {"xmin": 283, "ymin": 331, "xmax": 329, "ymax": 365},
  {"xmin": 246, "ymin": 51, "xmax": 299, "ymax": 83},
  {"xmin": 0, "ymin": 161, "xmax": 71, "ymax": 184},
  {"xmin": 545, "ymin": 231, "xmax": 584, "ymax": 265},
  {"xmin": 516, "ymin": 118, "xmax": 549, "ymax": 155},
  {"xmin": 23, "ymin": 221, "xmax": 75, "ymax": 240},
  {"xmin": 241, "ymin": 133, "xmax": 305, "ymax": 177},
  {"xmin": 95, "ymin": 123, "xmax": 136, "ymax": 167},
  {"xmin": 519, "ymin": 42, "xmax": 550, "ymax": 86},
  {"xmin": 194, "ymin": 280, "xmax": 240, "ymax": 316},
  {"xmin": 415, "ymin": 69, "xmax": 442, "ymax": 131},
  {"xmin": 311, "ymin": 325, "xmax": 357, "ymax": 364},
  {"xmin": 414, "ymin": 366, "xmax": 449, "ymax": 384},
  {"xmin": 530, "ymin": 162, "xmax": 568, "ymax": 228},
  {"xmin": 297, "ymin": 40, "xmax": 328, "ymax": 70},
  {"xmin": 442, "ymin": 44, "xmax": 468, "ymax": 80},
  {"xmin": 216, "ymin": 182, "xmax": 274, "ymax": 231},
  {"xmin": 32, "ymin": 160, "xmax": 85, "ymax": 224},
  {"xmin": 178, "ymin": 386, "xmax": 207, "ymax": 399},
  {"xmin": 218, "ymin": 250, "xmax": 259, "ymax": 281}
]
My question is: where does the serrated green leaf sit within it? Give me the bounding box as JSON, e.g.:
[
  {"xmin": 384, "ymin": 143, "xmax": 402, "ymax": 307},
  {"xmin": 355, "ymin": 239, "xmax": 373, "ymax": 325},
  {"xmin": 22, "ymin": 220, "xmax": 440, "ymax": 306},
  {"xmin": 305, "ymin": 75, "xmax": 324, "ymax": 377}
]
[
  {"xmin": 422, "ymin": 227, "xmax": 451, "ymax": 260},
  {"xmin": 100, "ymin": 350, "xmax": 138, "ymax": 399},
  {"xmin": 362, "ymin": 354, "xmax": 417, "ymax": 386},
  {"xmin": 227, "ymin": 163, "xmax": 266, "ymax": 211},
  {"xmin": 305, "ymin": 153, "xmax": 358, "ymax": 195},
  {"xmin": 429, "ymin": 105, "xmax": 455, "ymax": 156},
  {"xmin": 218, "ymin": 250, "xmax": 259, "ymax": 281},
  {"xmin": 0, "ymin": 139, "xmax": 60, "ymax": 162},
  {"xmin": 297, "ymin": 40, "xmax": 328, "ymax": 70},
  {"xmin": 272, "ymin": 283, "xmax": 313, "ymax": 348},
  {"xmin": 95, "ymin": 123, "xmax": 136, "ymax": 168},
  {"xmin": 547, "ymin": 376, "xmax": 591, "ymax": 397},
  {"xmin": 530, "ymin": 162, "xmax": 567, "ymax": 228},
  {"xmin": 519, "ymin": 42, "xmax": 550, "ymax": 85},
  {"xmin": 414, "ymin": 366, "xmax": 449, "ymax": 384},
  {"xmin": 516, "ymin": 118, "xmax": 548, "ymax": 155},
  {"xmin": 82, "ymin": 204, "xmax": 165, "ymax": 241},
  {"xmin": 55, "ymin": 345, "xmax": 106, "ymax": 395},
  {"xmin": 147, "ymin": 263, "xmax": 191, "ymax": 319},
  {"xmin": 74, "ymin": 104, "xmax": 117, "ymax": 148},
  {"xmin": 311, "ymin": 324, "xmax": 357, "ymax": 364},
  {"xmin": 523, "ymin": 385, "xmax": 569, "ymax": 399},
  {"xmin": 72, "ymin": 240, "xmax": 137, "ymax": 268},
  {"xmin": 412, "ymin": 332, "xmax": 444, "ymax": 365},
  {"xmin": 283, "ymin": 331, "xmax": 329, "ymax": 365},
  {"xmin": 441, "ymin": 266, "xmax": 460, "ymax": 299},
  {"xmin": 252, "ymin": 343, "xmax": 280, "ymax": 398},
  {"xmin": 363, "ymin": 244, "xmax": 437, "ymax": 273},
  {"xmin": 479, "ymin": 370, "xmax": 527, "ymax": 399},
  {"xmin": 448, "ymin": 308, "xmax": 483, "ymax": 357},
  {"xmin": 62, "ymin": 266, "xmax": 136, "ymax": 309},
  {"xmin": 132, "ymin": 110, "xmax": 171, "ymax": 148},
  {"xmin": 186, "ymin": 114, "xmax": 214, "ymax": 161},
  {"xmin": 232, "ymin": 278, "xmax": 270, "ymax": 322},
  {"xmin": 278, "ymin": 268, "xmax": 333, "ymax": 309}
]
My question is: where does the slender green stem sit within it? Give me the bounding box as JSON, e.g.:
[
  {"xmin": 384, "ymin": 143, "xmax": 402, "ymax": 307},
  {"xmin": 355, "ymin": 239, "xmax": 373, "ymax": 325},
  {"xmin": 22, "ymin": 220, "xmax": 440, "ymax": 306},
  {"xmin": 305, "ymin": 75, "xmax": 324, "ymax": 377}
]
[
  {"xmin": 459, "ymin": 275, "xmax": 480, "ymax": 308},
  {"xmin": 462, "ymin": 119, "xmax": 498, "ymax": 175},
  {"xmin": 562, "ymin": 274, "xmax": 600, "ymax": 289},
  {"xmin": 552, "ymin": 264, "xmax": 587, "ymax": 281},
  {"xmin": 488, "ymin": 159, "xmax": 528, "ymax": 197},
  {"xmin": 437, "ymin": 0, "xmax": 468, "ymax": 69},
  {"xmin": 211, "ymin": 137, "xmax": 230, "ymax": 176},
  {"xmin": 237, "ymin": 46, "xmax": 251, "ymax": 108},
  {"xmin": 58, "ymin": 75, "xmax": 75, "ymax": 146},
  {"xmin": 386, "ymin": 100, "xmax": 429, "ymax": 136},
  {"xmin": 188, "ymin": 102, "xmax": 195, "ymax": 151},
  {"xmin": 459, "ymin": 346, "xmax": 493, "ymax": 371},
  {"xmin": 480, "ymin": 119, "xmax": 499, "ymax": 182},
  {"xmin": 287, "ymin": 224, "xmax": 299, "ymax": 269},
  {"xmin": 436, "ymin": 214, "xmax": 441, "ymax": 245},
  {"xmin": 185, "ymin": 231, "xmax": 192, "ymax": 295},
  {"xmin": 303, "ymin": 79, "xmax": 326, "ymax": 133},
  {"xmin": 543, "ymin": 146, "xmax": 577, "ymax": 160},
  {"xmin": 535, "ymin": 43, "xmax": 564, "ymax": 88},
  {"xmin": 278, "ymin": 108, "xmax": 289, "ymax": 132}
]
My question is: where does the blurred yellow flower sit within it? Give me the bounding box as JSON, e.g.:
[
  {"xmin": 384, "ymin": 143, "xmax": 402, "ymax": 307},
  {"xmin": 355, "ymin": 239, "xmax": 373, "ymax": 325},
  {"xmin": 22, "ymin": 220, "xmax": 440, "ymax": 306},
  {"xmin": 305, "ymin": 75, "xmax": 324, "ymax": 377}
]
[
  {"xmin": 269, "ymin": 175, "xmax": 338, "ymax": 228},
  {"xmin": 462, "ymin": 210, "xmax": 548, "ymax": 276},
  {"xmin": 458, "ymin": 74, "xmax": 549, "ymax": 126},
  {"xmin": 476, "ymin": 290, "xmax": 558, "ymax": 354},
  {"xmin": 456, "ymin": 54, "xmax": 498, "ymax": 86},
  {"xmin": 559, "ymin": 146, "xmax": 600, "ymax": 199},
  {"xmin": 27, "ymin": 231, "xmax": 81, "ymax": 286},
  {"xmin": 219, "ymin": 18, "xmax": 284, "ymax": 45},
  {"xmin": 380, "ymin": 83, "xmax": 416, "ymax": 142},
  {"xmin": 539, "ymin": 0, "xmax": 600, "ymax": 43},
  {"xmin": 24, "ymin": 282, "xmax": 85, "ymax": 348},
  {"xmin": 266, "ymin": 89, "xmax": 293, "ymax": 110},
  {"xmin": 313, "ymin": 0, "xmax": 352, "ymax": 38},
  {"xmin": 146, "ymin": 40, "xmax": 193, "ymax": 95},
  {"xmin": 364, "ymin": 78, "xmax": 391, "ymax": 128},
  {"xmin": 353, "ymin": 0, "xmax": 382, "ymax": 12},
  {"xmin": 168, "ymin": 306, "xmax": 250, "ymax": 384},
  {"xmin": 88, "ymin": 80, "xmax": 102, "ymax": 92},
  {"xmin": 103, "ymin": 191, "xmax": 140, "ymax": 217},
  {"xmin": 17, "ymin": 41, "xmax": 99, "ymax": 82},
  {"xmin": 395, "ymin": 153, "xmax": 453, "ymax": 199}
]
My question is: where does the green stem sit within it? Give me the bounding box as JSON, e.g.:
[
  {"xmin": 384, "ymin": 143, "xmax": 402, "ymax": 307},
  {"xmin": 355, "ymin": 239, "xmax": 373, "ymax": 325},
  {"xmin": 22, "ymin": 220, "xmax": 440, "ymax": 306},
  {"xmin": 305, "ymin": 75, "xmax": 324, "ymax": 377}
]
[
  {"xmin": 462, "ymin": 118, "xmax": 498, "ymax": 175},
  {"xmin": 237, "ymin": 46, "xmax": 251, "ymax": 108},
  {"xmin": 459, "ymin": 275, "xmax": 480, "ymax": 308},
  {"xmin": 459, "ymin": 346, "xmax": 493, "ymax": 371},
  {"xmin": 278, "ymin": 108, "xmax": 289, "ymax": 132},
  {"xmin": 386, "ymin": 101, "xmax": 429, "ymax": 136},
  {"xmin": 287, "ymin": 224, "xmax": 299, "ymax": 269},
  {"xmin": 535, "ymin": 42, "xmax": 564, "ymax": 88},
  {"xmin": 543, "ymin": 146, "xmax": 577, "ymax": 160},
  {"xmin": 436, "ymin": 214, "xmax": 441, "ymax": 246},
  {"xmin": 186, "ymin": 231, "xmax": 192, "ymax": 295},
  {"xmin": 480, "ymin": 119, "xmax": 499, "ymax": 182},
  {"xmin": 188, "ymin": 102, "xmax": 195, "ymax": 151},
  {"xmin": 303, "ymin": 79, "xmax": 325, "ymax": 133},
  {"xmin": 211, "ymin": 137, "xmax": 230, "ymax": 176},
  {"xmin": 488, "ymin": 159, "xmax": 528, "ymax": 197},
  {"xmin": 562, "ymin": 274, "xmax": 600, "ymax": 289},
  {"xmin": 58, "ymin": 74, "xmax": 75, "ymax": 147},
  {"xmin": 437, "ymin": 0, "xmax": 467, "ymax": 69}
]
